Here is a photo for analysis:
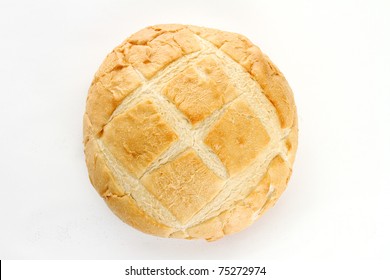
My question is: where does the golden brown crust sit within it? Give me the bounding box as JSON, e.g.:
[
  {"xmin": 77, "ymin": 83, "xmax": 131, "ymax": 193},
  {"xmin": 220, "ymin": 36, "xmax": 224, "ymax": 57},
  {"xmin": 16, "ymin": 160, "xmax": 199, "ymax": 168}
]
[
  {"xmin": 185, "ymin": 154, "xmax": 292, "ymax": 241},
  {"xmin": 123, "ymin": 27, "xmax": 201, "ymax": 79},
  {"xmin": 101, "ymin": 100, "xmax": 178, "ymax": 178},
  {"xmin": 188, "ymin": 25, "xmax": 296, "ymax": 129},
  {"xmin": 84, "ymin": 113, "xmax": 176, "ymax": 237},
  {"xmin": 185, "ymin": 174, "xmax": 271, "ymax": 241},
  {"xmin": 84, "ymin": 24, "xmax": 298, "ymax": 241},
  {"xmin": 105, "ymin": 194, "xmax": 175, "ymax": 237},
  {"xmin": 204, "ymin": 100, "xmax": 270, "ymax": 176},
  {"xmin": 87, "ymin": 25, "xmax": 202, "ymax": 135},
  {"xmin": 285, "ymin": 111, "xmax": 299, "ymax": 166},
  {"xmin": 84, "ymin": 114, "xmax": 124, "ymax": 197},
  {"xmin": 163, "ymin": 56, "xmax": 238, "ymax": 124},
  {"xmin": 141, "ymin": 149, "xmax": 223, "ymax": 224},
  {"xmin": 253, "ymin": 156, "xmax": 292, "ymax": 217}
]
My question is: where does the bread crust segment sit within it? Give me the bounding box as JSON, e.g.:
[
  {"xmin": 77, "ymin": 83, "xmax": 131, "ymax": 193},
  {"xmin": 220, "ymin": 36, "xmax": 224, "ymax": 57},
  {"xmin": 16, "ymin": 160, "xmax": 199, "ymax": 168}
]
[
  {"xmin": 204, "ymin": 100, "xmax": 270, "ymax": 176},
  {"xmin": 84, "ymin": 24, "xmax": 298, "ymax": 240},
  {"xmin": 163, "ymin": 56, "xmax": 238, "ymax": 124},
  {"xmin": 101, "ymin": 100, "xmax": 178, "ymax": 178},
  {"xmin": 141, "ymin": 149, "xmax": 223, "ymax": 224},
  {"xmin": 188, "ymin": 25, "xmax": 296, "ymax": 129}
]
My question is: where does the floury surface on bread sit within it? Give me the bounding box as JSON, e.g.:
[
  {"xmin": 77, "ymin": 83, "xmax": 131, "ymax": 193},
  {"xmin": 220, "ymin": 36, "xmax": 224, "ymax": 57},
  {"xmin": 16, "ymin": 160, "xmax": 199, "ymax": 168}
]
[{"xmin": 83, "ymin": 24, "xmax": 298, "ymax": 241}]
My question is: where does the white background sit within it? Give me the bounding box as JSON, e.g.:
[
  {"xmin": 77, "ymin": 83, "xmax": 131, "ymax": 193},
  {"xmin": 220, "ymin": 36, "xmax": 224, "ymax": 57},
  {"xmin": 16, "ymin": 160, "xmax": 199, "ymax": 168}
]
[{"xmin": 0, "ymin": 0, "xmax": 389, "ymax": 260}]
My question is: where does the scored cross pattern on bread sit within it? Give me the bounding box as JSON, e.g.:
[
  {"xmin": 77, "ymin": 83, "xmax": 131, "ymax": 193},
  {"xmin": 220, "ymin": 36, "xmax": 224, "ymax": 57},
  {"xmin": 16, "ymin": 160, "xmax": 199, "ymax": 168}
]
[{"xmin": 83, "ymin": 24, "xmax": 298, "ymax": 241}]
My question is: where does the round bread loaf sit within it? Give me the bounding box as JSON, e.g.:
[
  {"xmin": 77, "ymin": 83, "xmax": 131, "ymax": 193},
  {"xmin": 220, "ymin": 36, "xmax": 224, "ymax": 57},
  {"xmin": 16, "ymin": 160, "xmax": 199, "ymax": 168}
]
[{"xmin": 83, "ymin": 24, "xmax": 298, "ymax": 241}]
